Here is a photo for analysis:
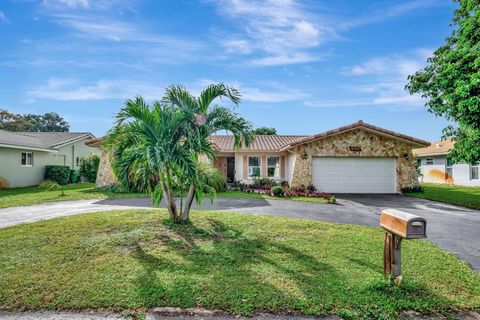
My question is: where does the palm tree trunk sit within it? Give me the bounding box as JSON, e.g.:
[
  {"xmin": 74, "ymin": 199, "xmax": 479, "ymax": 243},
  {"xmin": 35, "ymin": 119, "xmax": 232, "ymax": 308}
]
[
  {"xmin": 180, "ymin": 183, "xmax": 195, "ymax": 222},
  {"xmin": 162, "ymin": 167, "xmax": 179, "ymax": 222}
]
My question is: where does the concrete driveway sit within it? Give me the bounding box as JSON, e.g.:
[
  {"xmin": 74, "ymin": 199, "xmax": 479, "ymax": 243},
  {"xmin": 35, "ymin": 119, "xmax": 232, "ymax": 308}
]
[{"xmin": 0, "ymin": 195, "xmax": 479, "ymax": 271}]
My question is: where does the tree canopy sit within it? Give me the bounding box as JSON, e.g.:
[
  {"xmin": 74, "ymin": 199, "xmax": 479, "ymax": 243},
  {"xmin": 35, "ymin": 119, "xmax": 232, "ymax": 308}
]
[
  {"xmin": 406, "ymin": 0, "xmax": 480, "ymax": 165},
  {"xmin": 251, "ymin": 127, "xmax": 277, "ymax": 135},
  {"xmin": 0, "ymin": 109, "xmax": 69, "ymax": 132}
]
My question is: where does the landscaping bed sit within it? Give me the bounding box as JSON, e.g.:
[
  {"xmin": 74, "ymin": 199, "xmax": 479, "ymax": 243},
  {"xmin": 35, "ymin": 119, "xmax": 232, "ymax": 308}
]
[
  {"xmin": 226, "ymin": 178, "xmax": 335, "ymax": 204},
  {"xmin": 406, "ymin": 183, "xmax": 480, "ymax": 210},
  {"xmin": 0, "ymin": 209, "xmax": 478, "ymax": 319}
]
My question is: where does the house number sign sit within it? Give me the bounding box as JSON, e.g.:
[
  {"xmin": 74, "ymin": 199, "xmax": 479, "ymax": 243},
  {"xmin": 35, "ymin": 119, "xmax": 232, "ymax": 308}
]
[{"xmin": 349, "ymin": 146, "xmax": 362, "ymax": 152}]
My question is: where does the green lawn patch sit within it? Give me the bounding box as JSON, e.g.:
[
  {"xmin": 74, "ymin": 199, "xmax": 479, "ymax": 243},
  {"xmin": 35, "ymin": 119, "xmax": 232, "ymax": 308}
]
[
  {"xmin": 0, "ymin": 183, "xmax": 145, "ymax": 208},
  {"xmin": 217, "ymin": 190, "xmax": 328, "ymax": 204},
  {"xmin": 406, "ymin": 183, "xmax": 480, "ymax": 210},
  {"xmin": 0, "ymin": 210, "xmax": 478, "ymax": 319}
]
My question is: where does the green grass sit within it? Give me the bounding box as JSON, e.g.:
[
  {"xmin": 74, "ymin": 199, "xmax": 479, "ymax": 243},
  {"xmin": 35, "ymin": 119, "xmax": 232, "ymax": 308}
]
[
  {"xmin": 217, "ymin": 190, "xmax": 328, "ymax": 203},
  {"xmin": 406, "ymin": 183, "xmax": 480, "ymax": 210},
  {"xmin": 0, "ymin": 210, "xmax": 478, "ymax": 319},
  {"xmin": 0, "ymin": 183, "xmax": 145, "ymax": 208}
]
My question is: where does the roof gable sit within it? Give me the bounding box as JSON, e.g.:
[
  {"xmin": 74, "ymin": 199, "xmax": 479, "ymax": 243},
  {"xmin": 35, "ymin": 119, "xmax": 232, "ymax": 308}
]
[
  {"xmin": 280, "ymin": 120, "xmax": 430, "ymax": 150},
  {"xmin": 0, "ymin": 130, "xmax": 95, "ymax": 151},
  {"xmin": 413, "ymin": 139, "xmax": 453, "ymax": 156}
]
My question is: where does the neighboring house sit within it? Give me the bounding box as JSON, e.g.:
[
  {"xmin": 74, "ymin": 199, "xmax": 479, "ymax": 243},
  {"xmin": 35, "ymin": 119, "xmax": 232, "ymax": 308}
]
[
  {"xmin": 413, "ymin": 139, "xmax": 480, "ymax": 186},
  {"xmin": 0, "ymin": 130, "xmax": 99, "ymax": 188},
  {"xmin": 87, "ymin": 121, "xmax": 429, "ymax": 194}
]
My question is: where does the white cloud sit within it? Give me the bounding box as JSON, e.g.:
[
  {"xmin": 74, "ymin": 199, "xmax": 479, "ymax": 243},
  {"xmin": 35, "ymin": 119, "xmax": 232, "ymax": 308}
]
[
  {"xmin": 211, "ymin": 0, "xmax": 337, "ymax": 66},
  {"xmin": 340, "ymin": 0, "xmax": 452, "ymax": 29},
  {"xmin": 27, "ymin": 78, "xmax": 166, "ymax": 101},
  {"xmin": 43, "ymin": 0, "xmax": 90, "ymax": 9},
  {"xmin": 304, "ymin": 49, "xmax": 431, "ymax": 110},
  {"xmin": 0, "ymin": 10, "xmax": 10, "ymax": 23},
  {"xmin": 193, "ymin": 78, "xmax": 309, "ymax": 103}
]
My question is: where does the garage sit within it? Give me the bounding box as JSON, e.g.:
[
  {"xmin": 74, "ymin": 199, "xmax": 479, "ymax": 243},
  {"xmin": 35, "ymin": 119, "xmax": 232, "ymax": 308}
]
[{"xmin": 312, "ymin": 157, "xmax": 397, "ymax": 193}]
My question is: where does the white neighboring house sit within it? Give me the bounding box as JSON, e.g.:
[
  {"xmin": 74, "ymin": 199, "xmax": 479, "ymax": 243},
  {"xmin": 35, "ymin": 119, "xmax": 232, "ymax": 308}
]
[
  {"xmin": 0, "ymin": 130, "xmax": 99, "ymax": 188},
  {"xmin": 413, "ymin": 139, "xmax": 480, "ymax": 187}
]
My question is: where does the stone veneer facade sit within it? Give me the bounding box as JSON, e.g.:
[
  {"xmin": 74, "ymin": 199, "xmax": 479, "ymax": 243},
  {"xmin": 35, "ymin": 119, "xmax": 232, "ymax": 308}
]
[{"xmin": 289, "ymin": 129, "xmax": 419, "ymax": 192}]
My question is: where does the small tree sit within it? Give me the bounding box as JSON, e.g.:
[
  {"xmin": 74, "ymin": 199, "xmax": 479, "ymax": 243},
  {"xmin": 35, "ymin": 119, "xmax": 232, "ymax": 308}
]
[
  {"xmin": 39, "ymin": 180, "xmax": 65, "ymax": 196},
  {"xmin": 79, "ymin": 154, "xmax": 100, "ymax": 183}
]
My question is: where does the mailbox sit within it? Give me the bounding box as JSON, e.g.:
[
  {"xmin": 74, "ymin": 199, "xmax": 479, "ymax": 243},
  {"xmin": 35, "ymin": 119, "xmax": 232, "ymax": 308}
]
[
  {"xmin": 380, "ymin": 209, "xmax": 427, "ymax": 285},
  {"xmin": 380, "ymin": 209, "xmax": 426, "ymax": 239}
]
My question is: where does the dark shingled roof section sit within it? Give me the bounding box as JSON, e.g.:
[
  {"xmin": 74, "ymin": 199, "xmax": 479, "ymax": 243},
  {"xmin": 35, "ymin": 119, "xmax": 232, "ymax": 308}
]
[
  {"xmin": 0, "ymin": 130, "xmax": 94, "ymax": 150},
  {"xmin": 208, "ymin": 135, "xmax": 309, "ymax": 152}
]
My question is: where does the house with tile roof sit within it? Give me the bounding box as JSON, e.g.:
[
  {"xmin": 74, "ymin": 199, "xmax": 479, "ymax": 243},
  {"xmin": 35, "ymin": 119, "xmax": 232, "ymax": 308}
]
[
  {"xmin": 413, "ymin": 139, "xmax": 480, "ymax": 186},
  {"xmin": 88, "ymin": 121, "xmax": 430, "ymax": 194},
  {"xmin": 0, "ymin": 130, "xmax": 99, "ymax": 188}
]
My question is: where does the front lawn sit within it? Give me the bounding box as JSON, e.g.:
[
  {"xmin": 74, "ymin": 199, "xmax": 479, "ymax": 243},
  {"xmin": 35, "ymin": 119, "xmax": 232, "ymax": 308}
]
[
  {"xmin": 406, "ymin": 183, "xmax": 480, "ymax": 210},
  {"xmin": 0, "ymin": 210, "xmax": 478, "ymax": 319},
  {"xmin": 0, "ymin": 183, "xmax": 145, "ymax": 208},
  {"xmin": 217, "ymin": 190, "xmax": 328, "ymax": 204}
]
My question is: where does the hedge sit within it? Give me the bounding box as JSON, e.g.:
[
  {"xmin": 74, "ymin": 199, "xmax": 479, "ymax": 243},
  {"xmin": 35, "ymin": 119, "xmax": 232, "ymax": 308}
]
[{"xmin": 44, "ymin": 165, "xmax": 70, "ymax": 185}]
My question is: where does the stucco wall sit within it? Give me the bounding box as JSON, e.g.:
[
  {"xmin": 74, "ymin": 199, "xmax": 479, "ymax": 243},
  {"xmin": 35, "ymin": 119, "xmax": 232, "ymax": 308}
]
[
  {"xmin": 0, "ymin": 138, "xmax": 99, "ymax": 188},
  {"xmin": 417, "ymin": 155, "xmax": 480, "ymax": 186},
  {"xmin": 289, "ymin": 129, "xmax": 419, "ymax": 192}
]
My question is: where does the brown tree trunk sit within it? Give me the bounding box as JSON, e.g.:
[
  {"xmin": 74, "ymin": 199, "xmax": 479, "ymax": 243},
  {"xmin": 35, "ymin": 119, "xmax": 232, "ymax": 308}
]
[
  {"xmin": 180, "ymin": 183, "xmax": 195, "ymax": 222},
  {"xmin": 161, "ymin": 180, "xmax": 178, "ymax": 222}
]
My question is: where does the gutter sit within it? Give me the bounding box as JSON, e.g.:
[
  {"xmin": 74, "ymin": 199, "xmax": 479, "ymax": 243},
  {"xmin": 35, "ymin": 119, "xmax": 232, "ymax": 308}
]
[{"xmin": 0, "ymin": 144, "xmax": 57, "ymax": 153}]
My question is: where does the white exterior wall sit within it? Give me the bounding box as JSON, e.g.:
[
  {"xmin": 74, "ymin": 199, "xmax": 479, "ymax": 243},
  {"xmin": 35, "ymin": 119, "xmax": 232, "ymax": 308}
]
[
  {"xmin": 0, "ymin": 138, "xmax": 100, "ymax": 188},
  {"xmin": 234, "ymin": 153, "xmax": 243, "ymax": 182},
  {"xmin": 286, "ymin": 153, "xmax": 296, "ymax": 185},
  {"xmin": 417, "ymin": 155, "xmax": 480, "ymax": 187}
]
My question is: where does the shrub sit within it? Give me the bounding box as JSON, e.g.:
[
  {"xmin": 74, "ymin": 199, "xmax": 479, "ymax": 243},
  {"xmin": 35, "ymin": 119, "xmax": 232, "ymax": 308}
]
[
  {"xmin": 39, "ymin": 180, "xmax": 65, "ymax": 196},
  {"xmin": 79, "ymin": 154, "xmax": 100, "ymax": 183},
  {"xmin": 44, "ymin": 165, "xmax": 70, "ymax": 185},
  {"xmin": 271, "ymin": 186, "xmax": 283, "ymax": 197},
  {"xmin": 280, "ymin": 180, "xmax": 289, "ymax": 187},
  {"xmin": 203, "ymin": 165, "xmax": 227, "ymax": 192},
  {"xmin": 329, "ymin": 196, "xmax": 336, "ymax": 204},
  {"xmin": 401, "ymin": 185, "xmax": 424, "ymax": 194}
]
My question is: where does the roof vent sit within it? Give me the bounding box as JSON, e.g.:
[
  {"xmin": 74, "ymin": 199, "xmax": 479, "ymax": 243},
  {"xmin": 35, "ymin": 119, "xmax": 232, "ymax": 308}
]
[{"xmin": 436, "ymin": 143, "xmax": 442, "ymax": 148}]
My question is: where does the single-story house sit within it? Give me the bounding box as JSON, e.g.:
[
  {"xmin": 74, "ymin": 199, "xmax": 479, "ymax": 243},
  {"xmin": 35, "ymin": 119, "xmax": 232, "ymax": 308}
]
[
  {"xmin": 87, "ymin": 121, "xmax": 429, "ymax": 194},
  {"xmin": 0, "ymin": 130, "xmax": 99, "ymax": 188},
  {"xmin": 413, "ymin": 139, "xmax": 479, "ymax": 186}
]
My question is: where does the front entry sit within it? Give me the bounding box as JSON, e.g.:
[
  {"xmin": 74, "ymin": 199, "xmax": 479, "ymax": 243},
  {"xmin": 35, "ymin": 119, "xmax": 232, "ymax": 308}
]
[{"xmin": 226, "ymin": 157, "xmax": 235, "ymax": 182}]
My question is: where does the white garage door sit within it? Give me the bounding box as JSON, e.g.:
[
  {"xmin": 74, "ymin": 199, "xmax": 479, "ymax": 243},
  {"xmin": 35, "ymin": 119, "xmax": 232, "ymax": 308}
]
[{"xmin": 312, "ymin": 157, "xmax": 396, "ymax": 193}]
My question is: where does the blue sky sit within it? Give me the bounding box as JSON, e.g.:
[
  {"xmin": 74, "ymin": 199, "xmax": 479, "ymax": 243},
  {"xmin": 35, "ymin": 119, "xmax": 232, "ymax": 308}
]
[{"xmin": 0, "ymin": 0, "xmax": 457, "ymax": 140}]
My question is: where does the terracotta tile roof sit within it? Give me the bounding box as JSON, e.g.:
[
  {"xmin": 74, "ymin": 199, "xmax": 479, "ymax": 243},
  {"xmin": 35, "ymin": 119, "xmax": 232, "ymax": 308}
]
[
  {"xmin": 208, "ymin": 135, "xmax": 308, "ymax": 152},
  {"xmin": 0, "ymin": 130, "xmax": 95, "ymax": 151},
  {"xmin": 413, "ymin": 139, "xmax": 453, "ymax": 156},
  {"xmin": 280, "ymin": 120, "xmax": 430, "ymax": 150}
]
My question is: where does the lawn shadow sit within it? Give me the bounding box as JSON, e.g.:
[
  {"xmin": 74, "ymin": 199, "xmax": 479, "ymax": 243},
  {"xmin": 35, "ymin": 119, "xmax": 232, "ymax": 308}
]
[{"xmin": 129, "ymin": 216, "xmax": 456, "ymax": 316}]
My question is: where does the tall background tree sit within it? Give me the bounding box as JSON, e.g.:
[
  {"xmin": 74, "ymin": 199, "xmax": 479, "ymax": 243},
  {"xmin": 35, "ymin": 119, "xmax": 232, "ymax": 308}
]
[
  {"xmin": 0, "ymin": 109, "xmax": 69, "ymax": 132},
  {"xmin": 406, "ymin": 0, "xmax": 480, "ymax": 165},
  {"xmin": 251, "ymin": 126, "xmax": 277, "ymax": 135}
]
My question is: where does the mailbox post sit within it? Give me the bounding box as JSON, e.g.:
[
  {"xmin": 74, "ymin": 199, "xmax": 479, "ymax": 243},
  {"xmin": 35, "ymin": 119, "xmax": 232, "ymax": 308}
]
[{"xmin": 380, "ymin": 209, "xmax": 427, "ymax": 285}]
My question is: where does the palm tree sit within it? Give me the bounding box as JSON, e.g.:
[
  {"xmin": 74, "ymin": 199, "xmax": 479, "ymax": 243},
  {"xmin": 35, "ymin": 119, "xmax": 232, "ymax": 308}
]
[
  {"xmin": 104, "ymin": 97, "xmax": 195, "ymax": 222},
  {"xmin": 162, "ymin": 83, "xmax": 253, "ymax": 222}
]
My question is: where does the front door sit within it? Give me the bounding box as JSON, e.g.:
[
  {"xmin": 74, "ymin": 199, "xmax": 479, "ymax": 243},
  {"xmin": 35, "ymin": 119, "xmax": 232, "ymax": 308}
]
[{"xmin": 226, "ymin": 157, "xmax": 235, "ymax": 182}]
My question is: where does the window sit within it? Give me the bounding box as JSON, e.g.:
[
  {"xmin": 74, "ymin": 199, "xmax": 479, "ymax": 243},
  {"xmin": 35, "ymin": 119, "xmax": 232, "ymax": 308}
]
[
  {"xmin": 471, "ymin": 165, "xmax": 479, "ymax": 180},
  {"xmin": 76, "ymin": 157, "xmax": 80, "ymax": 167},
  {"xmin": 21, "ymin": 152, "xmax": 33, "ymax": 166},
  {"xmin": 248, "ymin": 156, "xmax": 261, "ymax": 177},
  {"xmin": 416, "ymin": 159, "xmax": 422, "ymax": 167},
  {"xmin": 426, "ymin": 157, "xmax": 434, "ymax": 165},
  {"xmin": 446, "ymin": 157, "xmax": 453, "ymax": 179},
  {"xmin": 267, "ymin": 156, "xmax": 280, "ymax": 178}
]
